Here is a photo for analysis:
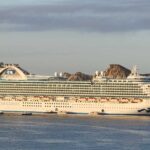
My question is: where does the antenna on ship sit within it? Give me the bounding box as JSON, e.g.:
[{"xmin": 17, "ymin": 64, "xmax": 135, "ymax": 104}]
[
  {"xmin": 100, "ymin": 71, "xmax": 104, "ymax": 77},
  {"xmin": 127, "ymin": 65, "xmax": 139, "ymax": 79},
  {"xmin": 95, "ymin": 71, "xmax": 99, "ymax": 76},
  {"xmin": 131, "ymin": 65, "xmax": 139, "ymax": 76}
]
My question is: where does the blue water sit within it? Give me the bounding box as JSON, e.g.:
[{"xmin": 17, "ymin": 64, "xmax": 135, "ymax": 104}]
[{"xmin": 0, "ymin": 114, "xmax": 150, "ymax": 150}]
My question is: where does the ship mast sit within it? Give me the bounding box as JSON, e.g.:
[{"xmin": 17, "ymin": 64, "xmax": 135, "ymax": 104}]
[{"xmin": 131, "ymin": 65, "xmax": 139, "ymax": 76}]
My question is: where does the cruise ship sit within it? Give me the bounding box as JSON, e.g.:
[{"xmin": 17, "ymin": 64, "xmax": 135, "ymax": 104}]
[{"xmin": 0, "ymin": 63, "xmax": 150, "ymax": 115}]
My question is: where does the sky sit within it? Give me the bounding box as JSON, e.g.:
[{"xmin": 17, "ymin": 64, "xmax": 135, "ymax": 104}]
[{"xmin": 0, "ymin": 0, "xmax": 150, "ymax": 75}]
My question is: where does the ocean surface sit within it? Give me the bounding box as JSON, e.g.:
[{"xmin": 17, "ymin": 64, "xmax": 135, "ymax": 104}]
[{"xmin": 0, "ymin": 114, "xmax": 150, "ymax": 150}]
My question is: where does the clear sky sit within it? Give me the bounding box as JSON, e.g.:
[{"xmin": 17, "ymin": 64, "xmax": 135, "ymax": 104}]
[{"xmin": 0, "ymin": 0, "xmax": 150, "ymax": 75}]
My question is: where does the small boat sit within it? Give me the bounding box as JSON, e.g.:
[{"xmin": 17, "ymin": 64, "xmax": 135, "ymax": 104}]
[
  {"xmin": 89, "ymin": 112, "xmax": 100, "ymax": 116},
  {"xmin": 57, "ymin": 111, "xmax": 68, "ymax": 115},
  {"xmin": 22, "ymin": 112, "xmax": 32, "ymax": 115},
  {"xmin": 0, "ymin": 111, "xmax": 4, "ymax": 114}
]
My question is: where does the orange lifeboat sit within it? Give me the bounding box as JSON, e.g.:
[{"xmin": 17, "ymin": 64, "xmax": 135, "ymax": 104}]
[
  {"xmin": 88, "ymin": 98, "xmax": 96, "ymax": 102},
  {"xmin": 109, "ymin": 99, "xmax": 118, "ymax": 103},
  {"xmin": 131, "ymin": 99, "xmax": 142, "ymax": 103},
  {"xmin": 100, "ymin": 99, "xmax": 107, "ymax": 103},
  {"xmin": 119, "ymin": 99, "xmax": 129, "ymax": 103},
  {"xmin": 79, "ymin": 98, "xmax": 88, "ymax": 102}
]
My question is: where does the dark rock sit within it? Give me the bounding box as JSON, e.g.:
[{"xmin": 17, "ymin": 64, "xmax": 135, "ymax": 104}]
[
  {"xmin": 104, "ymin": 64, "xmax": 131, "ymax": 79},
  {"xmin": 66, "ymin": 72, "xmax": 92, "ymax": 81},
  {"xmin": 63, "ymin": 72, "xmax": 71, "ymax": 78}
]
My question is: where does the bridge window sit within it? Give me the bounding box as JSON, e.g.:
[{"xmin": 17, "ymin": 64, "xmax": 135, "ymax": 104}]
[{"xmin": 5, "ymin": 70, "xmax": 16, "ymax": 75}]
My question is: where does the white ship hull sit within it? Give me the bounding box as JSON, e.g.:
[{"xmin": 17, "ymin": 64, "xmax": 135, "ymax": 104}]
[{"xmin": 0, "ymin": 96, "xmax": 150, "ymax": 115}]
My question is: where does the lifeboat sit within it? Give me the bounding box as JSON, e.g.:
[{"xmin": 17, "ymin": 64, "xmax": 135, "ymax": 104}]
[
  {"xmin": 119, "ymin": 99, "xmax": 129, "ymax": 103},
  {"xmin": 99, "ymin": 99, "xmax": 107, "ymax": 103},
  {"xmin": 109, "ymin": 99, "xmax": 118, "ymax": 103},
  {"xmin": 131, "ymin": 99, "xmax": 142, "ymax": 103},
  {"xmin": 88, "ymin": 98, "xmax": 96, "ymax": 102},
  {"xmin": 34, "ymin": 96, "xmax": 38, "ymax": 98},
  {"xmin": 88, "ymin": 98, "xmax": 96, "ymax": 100},
  {"xmin": 80, "ymin": 98, "xmax": 87, "ymax": 101}
]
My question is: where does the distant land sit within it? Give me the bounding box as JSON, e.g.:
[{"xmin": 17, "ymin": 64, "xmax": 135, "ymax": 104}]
[
  {"xmin": 0, "ymin": 63, "xmax": 149, "ymax": 81},
  {"xmin": 63, "ymin": 64, "xmax": 131, "ymax": 81},
  {"xmin": 64, "ymin": 64, "xmax": 150, "ymax": 81}
]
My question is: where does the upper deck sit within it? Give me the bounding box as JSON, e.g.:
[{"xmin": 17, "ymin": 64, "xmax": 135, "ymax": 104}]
[{"xmin": 0, "ymin": 63, "xmax": 150, "ymax": 98}]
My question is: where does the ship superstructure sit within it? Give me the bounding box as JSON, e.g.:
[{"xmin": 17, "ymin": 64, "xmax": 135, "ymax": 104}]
[{"xmin": 0, "ymin": 63, "xmax": 150, "ymax": 115}]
